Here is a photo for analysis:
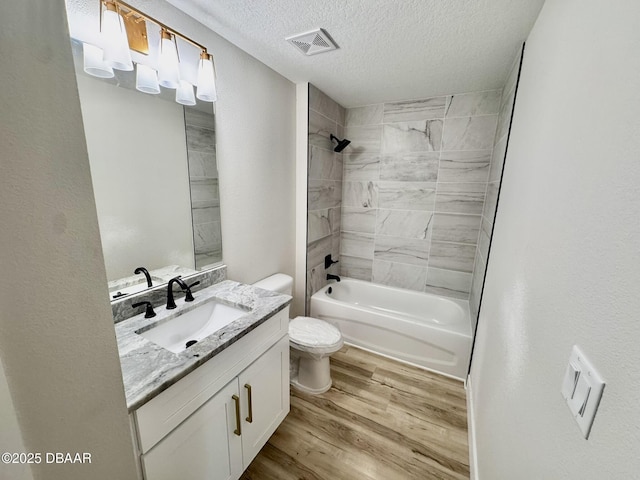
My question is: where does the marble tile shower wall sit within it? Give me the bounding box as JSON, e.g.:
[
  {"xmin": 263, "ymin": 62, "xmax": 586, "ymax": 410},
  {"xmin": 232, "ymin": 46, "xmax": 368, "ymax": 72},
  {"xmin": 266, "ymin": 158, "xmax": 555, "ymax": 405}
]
[
  {"xmin": 185, "ymin": 108, "xmax": 222, "ymax": 270},
  {"xmin": 306, "ymin": 84, "xmax": 346, "ymax": 313},
  {"xmin": 469, "ymin": 49, "xmax": 523, "ymax": 327},
  {"xmin": 340, "ymin": 91, "xmax": 500, "ymax": 299}
]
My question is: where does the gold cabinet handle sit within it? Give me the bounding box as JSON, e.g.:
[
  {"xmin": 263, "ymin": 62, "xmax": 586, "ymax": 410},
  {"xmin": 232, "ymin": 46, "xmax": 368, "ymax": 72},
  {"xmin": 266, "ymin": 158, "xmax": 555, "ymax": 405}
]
[
  {"xmin": 232, "ymin": 394, "xmax": 241, "ymax": 436},
  {"xmin": 244, "ymin": 384, "xmax": 253, "ymax": 423}
]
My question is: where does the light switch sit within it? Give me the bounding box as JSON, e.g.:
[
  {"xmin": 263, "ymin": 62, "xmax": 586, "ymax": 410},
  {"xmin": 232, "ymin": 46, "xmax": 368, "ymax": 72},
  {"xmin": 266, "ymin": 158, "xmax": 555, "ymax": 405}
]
[
  {"xmin": 561, "ymin": 345, "xmax": 605, "ymax": 439},
  {"xmin": 568, "ymin": 373, "xmax": 591, "ymax": 416},
  {"xmin": 561, "ymin": 361, "xmax": 580, "ymax": 399}
]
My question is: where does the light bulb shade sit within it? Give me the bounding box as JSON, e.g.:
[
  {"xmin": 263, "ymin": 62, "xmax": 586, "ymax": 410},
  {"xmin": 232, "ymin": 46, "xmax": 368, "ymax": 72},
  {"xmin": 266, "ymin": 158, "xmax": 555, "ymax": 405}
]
[
  {"xmin": 136, "ymin": 64, "xmax": 160, "ymax": 94},
  {"xmin": 83, "ymin": 43, "xmax": 114, "ymax": 78},
  {"xmin": 102, "ymin": 4, "xmax": 133, "ymax": 71},
  {"xmin": 196, "ymin": 53, "xmax": 217, "ymax": 102},
  {"xmin": 158, "ymin": 31, "xmax": 180, "ymax": 89},
  {"xmin": 176, "ymin": 80, "xmax": 196, "ymax": 106}
]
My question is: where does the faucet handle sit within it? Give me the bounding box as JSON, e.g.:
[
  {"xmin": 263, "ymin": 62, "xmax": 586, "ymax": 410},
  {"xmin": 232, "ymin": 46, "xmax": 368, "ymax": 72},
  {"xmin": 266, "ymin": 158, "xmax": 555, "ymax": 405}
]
[
  {"xmin": 324, "ymin": 254, "xmax": 339, "ymax": 270},
  {"xmin": 132, "ymin": 301, "xmax": 156, "ymax": 319},
  {"xmin": 184, "ymin": 281, "xmax": 201, "ymax": 302}
]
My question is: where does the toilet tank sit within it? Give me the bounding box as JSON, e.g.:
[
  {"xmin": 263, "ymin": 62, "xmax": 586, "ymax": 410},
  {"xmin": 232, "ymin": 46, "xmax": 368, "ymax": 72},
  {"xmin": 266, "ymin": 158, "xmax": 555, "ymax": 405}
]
[{"xmin": 252, "ymin": 273, "xmax": 293, "ymax": 295}]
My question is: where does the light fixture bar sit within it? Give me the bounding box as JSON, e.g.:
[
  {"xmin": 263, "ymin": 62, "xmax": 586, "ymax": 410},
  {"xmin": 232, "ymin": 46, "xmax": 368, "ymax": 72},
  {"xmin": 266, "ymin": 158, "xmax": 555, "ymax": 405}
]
[
  {"xmin": 104, "ymin": 0, "xmax": 209, "ymax": 55},
  {"xmin": 96, "ymin": 0, "xmax": 217, "ymax": 103}
]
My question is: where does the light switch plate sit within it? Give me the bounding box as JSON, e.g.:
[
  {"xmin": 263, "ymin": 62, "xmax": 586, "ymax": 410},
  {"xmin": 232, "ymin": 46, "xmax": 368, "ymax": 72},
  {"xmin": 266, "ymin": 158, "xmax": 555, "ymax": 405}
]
[{"xmin": 561, "ymin": 345, "xmax": 605, "ymax": 439}]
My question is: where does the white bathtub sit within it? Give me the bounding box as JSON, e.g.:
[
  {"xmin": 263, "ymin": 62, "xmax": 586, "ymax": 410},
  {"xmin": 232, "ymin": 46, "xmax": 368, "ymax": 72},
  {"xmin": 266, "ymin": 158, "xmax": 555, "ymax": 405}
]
[{"xmin": 310, "ymin": 277, "xmax": 472, "ymax": 380}]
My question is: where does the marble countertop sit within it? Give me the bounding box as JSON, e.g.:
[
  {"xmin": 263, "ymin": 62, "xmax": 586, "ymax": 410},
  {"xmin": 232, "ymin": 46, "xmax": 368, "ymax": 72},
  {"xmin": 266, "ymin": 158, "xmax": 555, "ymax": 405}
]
[{"xmin": 115, "ymin": 280, "xmax": 291, "ymax": 412}]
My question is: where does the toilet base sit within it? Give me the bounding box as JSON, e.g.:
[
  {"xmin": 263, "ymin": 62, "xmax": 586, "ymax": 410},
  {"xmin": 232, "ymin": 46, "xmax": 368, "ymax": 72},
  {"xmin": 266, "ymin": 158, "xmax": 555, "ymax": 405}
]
[
  {"xmin": 290, "ymin": 376, "xmax": 332, "ymax": 395},
  {"xmin": 290, "ymin": 354, "xmax": 333, "ymax": 395}
]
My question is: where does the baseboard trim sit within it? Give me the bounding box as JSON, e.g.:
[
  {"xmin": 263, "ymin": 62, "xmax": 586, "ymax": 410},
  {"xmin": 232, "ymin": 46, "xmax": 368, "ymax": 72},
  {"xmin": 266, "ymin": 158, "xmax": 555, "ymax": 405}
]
[{"xmin": 466, "ymin": 374, "xmax": 479, "ymax": 480}]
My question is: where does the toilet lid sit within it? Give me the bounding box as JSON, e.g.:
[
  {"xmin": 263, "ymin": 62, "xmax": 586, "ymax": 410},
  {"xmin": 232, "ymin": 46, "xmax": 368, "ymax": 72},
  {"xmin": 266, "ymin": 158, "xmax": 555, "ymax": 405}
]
[{"xmin": 289, "ymin": 316, "xmax": 342, "ymax": 348}]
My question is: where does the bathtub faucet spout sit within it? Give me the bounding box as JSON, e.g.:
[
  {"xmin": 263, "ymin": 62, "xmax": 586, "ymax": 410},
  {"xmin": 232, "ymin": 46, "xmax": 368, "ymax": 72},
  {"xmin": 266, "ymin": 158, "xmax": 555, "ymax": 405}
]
[{"xmin": 327, "ymin": 274, "xmax": 341, "ymax": 282}]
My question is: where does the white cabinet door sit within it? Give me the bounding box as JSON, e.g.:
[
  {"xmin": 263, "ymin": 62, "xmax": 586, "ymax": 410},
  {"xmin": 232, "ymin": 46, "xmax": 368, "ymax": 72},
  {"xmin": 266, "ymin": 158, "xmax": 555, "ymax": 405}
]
[
  {"xmin": 142, "ymin": 380, "xmax": 243, "ymax": 480},
  {"xmin": 238, "ymin": 335, "xmax": 290, "ymax": 467}
]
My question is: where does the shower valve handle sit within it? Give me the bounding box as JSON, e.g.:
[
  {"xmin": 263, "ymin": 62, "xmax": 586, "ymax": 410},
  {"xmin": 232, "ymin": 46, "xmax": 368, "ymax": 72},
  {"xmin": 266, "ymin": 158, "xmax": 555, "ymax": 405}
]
[{"xmin": 324, "ymin": 254, "xmax": 339, "ymax": 270}]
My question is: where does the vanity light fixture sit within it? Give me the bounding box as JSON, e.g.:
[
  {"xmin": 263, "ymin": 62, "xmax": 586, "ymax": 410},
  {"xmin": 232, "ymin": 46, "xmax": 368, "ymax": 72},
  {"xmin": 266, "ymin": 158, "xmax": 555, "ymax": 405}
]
[
  {"xmin": 135, "ymin": 64, "xmax": 160, "ymax": 94},
  {"xmin": 84, "ymin": 0, "xmax": 218, "ymax": 104},
  {"xmin": 176, "ymin": 80, "xmax": 196, "ymax": 106},
  {"xmin": 158, "ymin": 28, "xmax": 181, "ymax": 89},
  {"xmin": 101, "ymin": 0, "xmax": 133, "ymax": 71},
  {"xmin": 83, "ymin": 43, "xmax": 114, "ymax": 78},
  {"xmin": 196, "ymin": 52, "xmax": 217, "ymax": 102}
]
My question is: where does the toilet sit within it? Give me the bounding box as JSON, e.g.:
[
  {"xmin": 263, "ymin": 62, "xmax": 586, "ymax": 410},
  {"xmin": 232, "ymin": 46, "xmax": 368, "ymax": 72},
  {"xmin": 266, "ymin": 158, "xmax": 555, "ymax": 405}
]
[{"xmin": 252, "ymin": 273, "xmax": 343, "ymax": 395}]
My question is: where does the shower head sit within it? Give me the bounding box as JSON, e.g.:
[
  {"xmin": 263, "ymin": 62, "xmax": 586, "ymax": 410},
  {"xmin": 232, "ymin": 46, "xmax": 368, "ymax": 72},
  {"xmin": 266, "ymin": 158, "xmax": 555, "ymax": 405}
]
[{"xmin": 330, "ymin": 134, "xmax": 351, "ymax": 153}]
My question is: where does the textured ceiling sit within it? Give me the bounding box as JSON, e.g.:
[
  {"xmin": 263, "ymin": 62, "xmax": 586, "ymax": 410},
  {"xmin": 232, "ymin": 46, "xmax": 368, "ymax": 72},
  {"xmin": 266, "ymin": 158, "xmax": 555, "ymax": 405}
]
[{"xmin": 164, "ymin": 0, "xmax": 545, "ymax": 107}]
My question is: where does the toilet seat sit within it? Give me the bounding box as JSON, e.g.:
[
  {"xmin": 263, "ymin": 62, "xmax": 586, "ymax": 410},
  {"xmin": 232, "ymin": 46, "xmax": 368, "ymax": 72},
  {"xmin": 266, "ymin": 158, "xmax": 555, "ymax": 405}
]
[{"xmin": 289, "ymin": 316, "xmax": 343, "ymax": 354}]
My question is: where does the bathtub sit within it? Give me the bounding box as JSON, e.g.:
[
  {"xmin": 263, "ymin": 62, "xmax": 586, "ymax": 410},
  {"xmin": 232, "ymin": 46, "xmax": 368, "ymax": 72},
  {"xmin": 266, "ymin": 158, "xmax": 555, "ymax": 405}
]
[{"xmin": 310, "ymin": 277, "xmax": 472, "ymax": 380}]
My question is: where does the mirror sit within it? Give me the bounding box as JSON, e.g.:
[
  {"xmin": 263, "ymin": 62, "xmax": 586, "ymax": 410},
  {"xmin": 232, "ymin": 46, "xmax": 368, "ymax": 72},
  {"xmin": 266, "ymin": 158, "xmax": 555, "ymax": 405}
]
[{"xmin": 70, "ymin": 40, "xmax": 223, "ymax": 300}]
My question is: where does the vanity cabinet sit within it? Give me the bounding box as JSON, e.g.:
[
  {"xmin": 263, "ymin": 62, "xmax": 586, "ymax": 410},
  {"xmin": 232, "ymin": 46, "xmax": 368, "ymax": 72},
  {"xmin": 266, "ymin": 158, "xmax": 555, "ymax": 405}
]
[
  {"xmin": 142, "ymin": 379, "xmax": 242, "ymax": 480},
  {"xmin": 237, "ymin": 338, "xmax": 289, "ymax": 467},
  {"xmin": 131, "ymin": 309, "xmax": 290, "ymax": 480}
]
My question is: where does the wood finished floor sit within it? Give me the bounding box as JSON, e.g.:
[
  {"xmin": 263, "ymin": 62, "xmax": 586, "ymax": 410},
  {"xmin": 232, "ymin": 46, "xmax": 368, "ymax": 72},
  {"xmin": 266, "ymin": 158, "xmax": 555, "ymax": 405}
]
[{"xmin": 240, "ymin": 345, "xmax": 470, "ymax": 480}]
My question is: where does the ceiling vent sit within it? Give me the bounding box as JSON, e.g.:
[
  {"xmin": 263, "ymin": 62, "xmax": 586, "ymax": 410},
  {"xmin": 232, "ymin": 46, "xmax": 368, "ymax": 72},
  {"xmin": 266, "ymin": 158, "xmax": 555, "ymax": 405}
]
[{"xmin": 286, "ymin": 28, "xmax": 338, "ymax": 56}]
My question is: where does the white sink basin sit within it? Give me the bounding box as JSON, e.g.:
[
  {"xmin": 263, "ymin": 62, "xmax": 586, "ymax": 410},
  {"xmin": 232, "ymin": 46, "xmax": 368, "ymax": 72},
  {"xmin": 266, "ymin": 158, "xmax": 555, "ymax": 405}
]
[{"xmin": 136, "ymin": 301, "xmax": 248, "ymax": 353}]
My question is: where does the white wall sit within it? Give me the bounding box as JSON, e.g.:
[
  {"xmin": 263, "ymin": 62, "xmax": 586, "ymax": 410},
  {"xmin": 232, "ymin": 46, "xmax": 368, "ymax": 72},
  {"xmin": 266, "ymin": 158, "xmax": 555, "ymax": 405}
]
[
  {"xmin": 76, "ymin": 75, "xmax": 195, "ymax": 281},
  {"xmin": 0, "ymin": 1, "xmax": 138, "ymax": 479},
  {"xmin": 470, "ymin": 1, "xmax": 640, "ymax": 478},
  {"xmin": 0, "ymin": 359, "xmax": 33, "ymax": 480}
]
